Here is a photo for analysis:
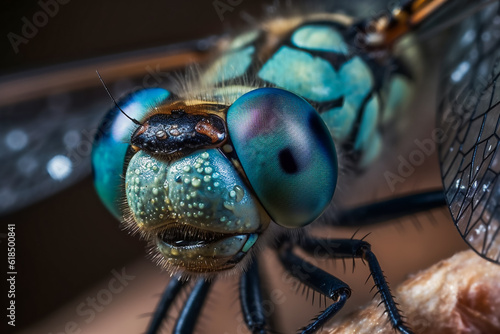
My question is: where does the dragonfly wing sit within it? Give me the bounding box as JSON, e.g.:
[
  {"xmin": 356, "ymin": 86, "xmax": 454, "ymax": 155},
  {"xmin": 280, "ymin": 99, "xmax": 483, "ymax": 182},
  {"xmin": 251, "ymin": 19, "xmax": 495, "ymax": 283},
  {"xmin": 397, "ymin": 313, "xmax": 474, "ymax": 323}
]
[
  {"xmin": 0, "ymin": 36, "xmax": 220, "ymax": 216},
  {"xmin": 438, "ymin": 3, "xmax": 500, "ymax": 264},
  {"xmin": 0, "ymin": 95, "xmax": 104, "ymax": 215}
]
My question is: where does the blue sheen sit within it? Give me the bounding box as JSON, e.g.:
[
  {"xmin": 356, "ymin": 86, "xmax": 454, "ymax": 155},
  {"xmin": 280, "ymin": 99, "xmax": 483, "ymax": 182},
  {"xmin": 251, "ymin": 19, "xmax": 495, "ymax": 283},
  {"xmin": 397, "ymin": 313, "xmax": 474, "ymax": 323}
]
[
  {"xmin": 354, "ymin": 96, "xmax": 379, "ymax": 151},
  {"xmin": 227, "ymin": 88, "xmax": 338, "ymax": 228},
  {"xmin": 258, "ymin": 46, "xmax": 342, "ymax": 102},
  {"xmin": 321, "ymin": 101, "xmax": 357, "ymax": 141},
  {"xmin": 292, "ymin": 25, "xmax": 348, "ymax": 54},
  {"xmin": 204, "ymin": 46, "xmax": 255, "ymax": 85},
  {"xmin": 242, "ymin": 233, "xmax": 258, "ymax": 252},
  {"xmin": 92, "ymin": 88, "xmax": 170, "ymax": 219},
  {"xmin": 321, "ymin": 56, "xmax": 374, "ymax": 141},
  {"xmin": 339, "ymin": 56, "xmax": 373, "ymax": 99}
]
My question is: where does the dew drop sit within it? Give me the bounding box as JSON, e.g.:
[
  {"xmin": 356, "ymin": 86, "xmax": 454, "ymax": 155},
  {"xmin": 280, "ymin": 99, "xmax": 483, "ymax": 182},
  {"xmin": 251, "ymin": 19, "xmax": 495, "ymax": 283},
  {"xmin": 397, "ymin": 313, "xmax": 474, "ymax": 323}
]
[
  {"xmin": 233, "ymin": 185, "xmax": 244, "ymax": 202},
  {"xmin": 192, "ymin": 177, "xmax": 201, "ymax": 187}
]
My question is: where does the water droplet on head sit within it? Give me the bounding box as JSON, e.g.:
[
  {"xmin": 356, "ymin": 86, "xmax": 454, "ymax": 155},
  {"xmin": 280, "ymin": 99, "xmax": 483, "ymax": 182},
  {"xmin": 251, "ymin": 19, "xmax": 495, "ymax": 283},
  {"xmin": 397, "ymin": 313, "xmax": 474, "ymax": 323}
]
[{"xmin": 233, "ymin": 185, "xmax": 245, "ymax": 202}]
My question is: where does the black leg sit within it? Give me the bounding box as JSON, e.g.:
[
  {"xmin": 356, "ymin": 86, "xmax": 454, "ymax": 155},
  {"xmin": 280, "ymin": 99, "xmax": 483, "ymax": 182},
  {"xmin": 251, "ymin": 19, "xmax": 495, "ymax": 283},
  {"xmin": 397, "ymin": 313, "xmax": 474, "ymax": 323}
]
[
  {"xmin": 240, "ymin": 258, "xmax": 268, "ymax": 334},
  {"xmin": 278, "ymin": 244, "xmax": 351, "ymax": 334},
  {"xmin": 299, "ymin": 237, "xmax": 414, "ymax": 334},
  {"xmin": 146, "ymin": 273, "xmax": 186, "ymax": 334},
  {"xmin": 173, "ymin": 278, "xmax": 213, "ymax": 334},
  {"xmin": 334, "ymin": 190, "xmax": 446, "ymax": 227}
]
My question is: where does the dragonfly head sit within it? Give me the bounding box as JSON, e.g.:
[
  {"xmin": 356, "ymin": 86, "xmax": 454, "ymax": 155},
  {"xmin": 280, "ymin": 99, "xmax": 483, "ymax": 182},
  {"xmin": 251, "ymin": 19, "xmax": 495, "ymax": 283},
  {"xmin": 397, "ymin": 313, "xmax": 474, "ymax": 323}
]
[{"xmin": 93, "ymin": 87, "xmax": 338, "ymax": 275}]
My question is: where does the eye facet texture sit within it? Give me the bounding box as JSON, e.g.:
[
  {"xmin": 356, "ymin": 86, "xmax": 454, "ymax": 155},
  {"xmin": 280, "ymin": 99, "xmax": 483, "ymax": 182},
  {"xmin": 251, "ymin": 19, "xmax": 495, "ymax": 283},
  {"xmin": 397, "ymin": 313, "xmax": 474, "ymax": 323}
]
[
  {"xmin": 227, "ymin": 88, "xmax": 338, "ymax": 228},
  {"xmin": 92, "ymin": 88, "xmax": 170, "ymax": 219}
]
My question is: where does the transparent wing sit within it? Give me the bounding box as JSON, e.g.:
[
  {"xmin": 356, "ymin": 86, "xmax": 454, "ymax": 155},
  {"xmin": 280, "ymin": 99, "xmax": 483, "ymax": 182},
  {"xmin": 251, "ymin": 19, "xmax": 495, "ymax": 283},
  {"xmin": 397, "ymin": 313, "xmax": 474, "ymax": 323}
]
[
  {"xmin": 0, "ymin": 92, "xmax": 106, "ymax": 215},
  {"xmin": 0, "ymin": 36, "xmax": 220, "ymax": 216},
  {"xmin": 438, "ymin": 2, "xmax": 500, "ymax": 264}
]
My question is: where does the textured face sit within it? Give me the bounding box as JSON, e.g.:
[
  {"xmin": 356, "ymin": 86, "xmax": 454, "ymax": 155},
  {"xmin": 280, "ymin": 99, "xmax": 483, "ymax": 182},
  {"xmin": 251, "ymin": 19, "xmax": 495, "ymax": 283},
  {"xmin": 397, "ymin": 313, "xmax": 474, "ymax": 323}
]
[
  {"xmin": 92, "ymin": 89, "xmax": 271, "ymax": 274},
  {"xmin": 124, "ymin": 149, "xmax": 267, "ymax": 273},
  {"xmin": 92, "ymin": 85, "xmax": 339, "ymax": 274}
]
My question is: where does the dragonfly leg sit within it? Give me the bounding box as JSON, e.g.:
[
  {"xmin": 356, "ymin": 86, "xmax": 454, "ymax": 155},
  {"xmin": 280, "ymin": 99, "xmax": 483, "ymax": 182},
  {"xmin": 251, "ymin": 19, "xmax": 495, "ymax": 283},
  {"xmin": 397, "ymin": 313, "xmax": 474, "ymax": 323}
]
[
  {"xmin": 173, "ymin": 278, "xmax": 213, "ymax": 334},
  {"xmin": 333, "ymin": 189, "xmax": 446, "ymax": 227},
  {"xmin": 146, "ymin": 273, "xmax": 187, "ymax": 334},
  {"xmin": 240, "ymin": 257, "xmax": 269, "ymax": 334},
  {"xmin": 298, "ymin": 237, "xmax": 414, "ymax": 334},
  {"xmin": 278, "ymin": 243, "xmax": 351, "ymax": 334}
]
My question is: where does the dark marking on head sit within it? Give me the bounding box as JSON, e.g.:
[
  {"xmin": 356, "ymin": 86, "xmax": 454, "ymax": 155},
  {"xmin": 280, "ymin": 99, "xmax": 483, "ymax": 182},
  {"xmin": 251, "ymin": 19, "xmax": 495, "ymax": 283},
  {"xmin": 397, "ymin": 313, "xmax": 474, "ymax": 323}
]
[
  {"xmin": 279, "ymin": 148, "xmax": 298, "ymax": 174},
  {"xmin": 130, "ymin": 112, "xmax": 227, "ymax": 157}
]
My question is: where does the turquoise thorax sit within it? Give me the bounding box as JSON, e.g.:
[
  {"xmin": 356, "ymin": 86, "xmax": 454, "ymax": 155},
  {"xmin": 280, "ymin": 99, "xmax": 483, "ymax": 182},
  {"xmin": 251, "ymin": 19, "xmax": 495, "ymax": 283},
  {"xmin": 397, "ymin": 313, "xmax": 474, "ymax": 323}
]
[{"xmin": 200, "ymin": 20, "xmax": 414, "ymax": 167}]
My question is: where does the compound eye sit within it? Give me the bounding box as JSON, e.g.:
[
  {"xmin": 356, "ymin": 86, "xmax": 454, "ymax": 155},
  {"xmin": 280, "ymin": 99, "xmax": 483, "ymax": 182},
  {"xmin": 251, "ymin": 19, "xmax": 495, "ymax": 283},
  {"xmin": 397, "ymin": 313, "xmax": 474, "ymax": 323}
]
[
  {"xmin": 227, "ymin": 88, "xmax": 338, "ymax": 228},
  {"xmin": 92, "ymin": 88, "xmax": 171, "ymax": 219},
  {"xmin": 155, "ymin": 129, "xmax": 167, "ymax": 140}
]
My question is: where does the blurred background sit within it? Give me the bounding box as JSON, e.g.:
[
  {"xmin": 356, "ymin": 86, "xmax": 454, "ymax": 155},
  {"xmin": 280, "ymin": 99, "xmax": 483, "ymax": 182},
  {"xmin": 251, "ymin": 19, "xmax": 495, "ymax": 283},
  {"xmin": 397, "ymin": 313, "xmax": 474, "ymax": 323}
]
[{"xmin": 0, "ymin": 0, "xmax": 475, "ymax": 333}]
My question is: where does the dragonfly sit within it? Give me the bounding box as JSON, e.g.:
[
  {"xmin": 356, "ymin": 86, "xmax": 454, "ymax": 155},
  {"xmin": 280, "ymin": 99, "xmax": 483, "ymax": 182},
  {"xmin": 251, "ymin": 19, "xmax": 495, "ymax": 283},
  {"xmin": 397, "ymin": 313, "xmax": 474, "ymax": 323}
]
[{"xmin": 1, "ymin": 0, "xmax": 499, "ymax": 333}]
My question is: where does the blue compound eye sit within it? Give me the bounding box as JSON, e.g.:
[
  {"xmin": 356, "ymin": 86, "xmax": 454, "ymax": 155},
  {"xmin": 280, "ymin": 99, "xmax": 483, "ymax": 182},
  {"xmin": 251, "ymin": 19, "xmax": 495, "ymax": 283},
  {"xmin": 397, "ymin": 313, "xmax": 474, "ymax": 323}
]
[
  {"xmin": 227, "ymin": 88, "xmax": 338, "ymax": 228},
  {"xmin": 92, "ymin": 88, "xmax": 171, "ymax": 219}
]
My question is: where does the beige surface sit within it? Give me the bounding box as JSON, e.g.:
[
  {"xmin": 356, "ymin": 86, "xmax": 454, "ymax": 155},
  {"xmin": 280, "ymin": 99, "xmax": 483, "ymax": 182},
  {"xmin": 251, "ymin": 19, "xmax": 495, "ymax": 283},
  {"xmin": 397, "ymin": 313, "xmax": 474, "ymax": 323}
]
[{"xmin": 325, "ymin": 250, "xmax": 500, "ymax": 334}]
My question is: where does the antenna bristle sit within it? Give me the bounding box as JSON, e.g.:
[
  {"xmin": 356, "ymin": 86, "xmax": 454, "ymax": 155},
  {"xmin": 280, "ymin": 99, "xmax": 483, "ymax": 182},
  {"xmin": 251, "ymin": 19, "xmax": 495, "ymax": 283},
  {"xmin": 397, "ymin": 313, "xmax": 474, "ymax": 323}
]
[{"xmin": 96, "ymin": 70, "xmax": 141, "ymax": 125}]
